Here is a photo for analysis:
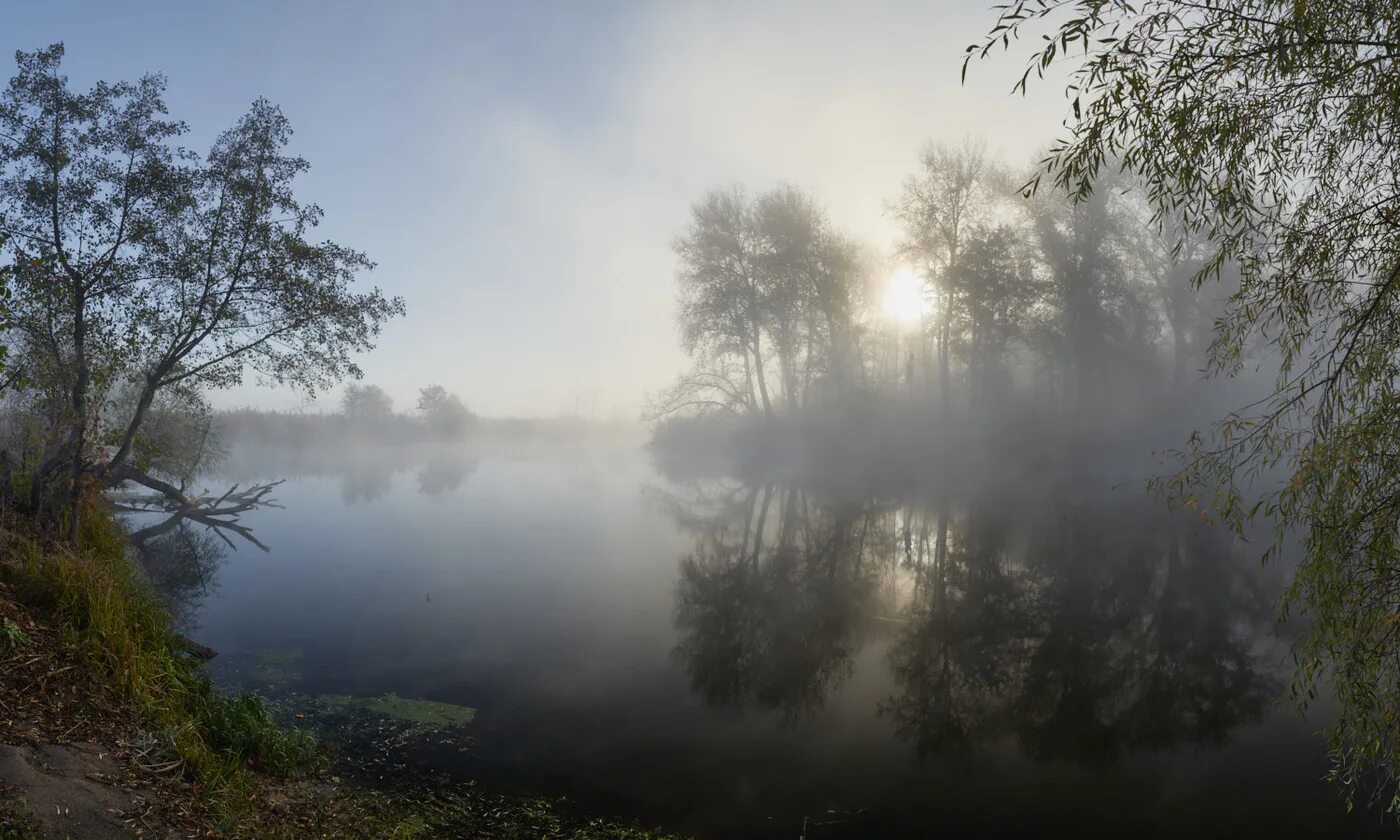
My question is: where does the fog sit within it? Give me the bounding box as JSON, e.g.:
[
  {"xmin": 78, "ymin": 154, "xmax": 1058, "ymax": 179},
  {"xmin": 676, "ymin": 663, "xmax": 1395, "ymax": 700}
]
[
  {"xmin": 3, "ymin": 2, "xmax": 1398, "ymax": 838},
  {"xmin": 5, "ymin": 0, "xmax": 1077, "ymax": 419}
]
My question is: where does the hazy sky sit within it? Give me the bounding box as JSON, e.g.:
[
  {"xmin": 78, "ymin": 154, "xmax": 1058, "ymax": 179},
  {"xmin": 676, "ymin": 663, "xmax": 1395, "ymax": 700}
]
[{"xmin": 4, "ymin": 1, "xmax": 1070, "ymax": 418}]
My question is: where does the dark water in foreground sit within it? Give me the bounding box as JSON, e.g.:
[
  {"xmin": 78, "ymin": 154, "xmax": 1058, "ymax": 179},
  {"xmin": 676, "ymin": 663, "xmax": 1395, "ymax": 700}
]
[{"xmin": 128, "ymin": 441, "xmax": 1399, "ymax": 838}]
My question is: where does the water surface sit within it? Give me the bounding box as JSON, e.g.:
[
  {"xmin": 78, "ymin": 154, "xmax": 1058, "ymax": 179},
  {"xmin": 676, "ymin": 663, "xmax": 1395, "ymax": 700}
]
[{"xmin": 130, "ymin": 440, "xmax": 1398, "ymax": 838}]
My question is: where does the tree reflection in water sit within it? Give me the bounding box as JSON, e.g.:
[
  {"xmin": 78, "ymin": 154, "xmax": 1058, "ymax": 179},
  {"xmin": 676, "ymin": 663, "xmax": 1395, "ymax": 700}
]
[
  {"xmin": 659, "ymin": 477, "xmax": 1279, "ymax": 764},
  {"xmin": 128, "ymin": 514, "xmax": 230, "ymax": 631},
  {"xmin": 668, "ymin": 483, "xmax": 886, "ymax": 719},
  {"xmin": 121, "ymin": 445, "xmax": 478, "ymax": 628},
  {"xmin": 338, "ymin": 451, "xmax": 477, "ymax": 502},
  {"xmin": 415, "ymin": 454, "xmax": 478, "ymax": 497}
]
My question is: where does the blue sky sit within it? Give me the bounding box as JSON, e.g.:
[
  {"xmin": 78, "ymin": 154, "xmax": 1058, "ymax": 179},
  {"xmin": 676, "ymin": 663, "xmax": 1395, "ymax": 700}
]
[{"xmin": 3, "ymin": 1, "xmax": 1067, "ymax": 417}]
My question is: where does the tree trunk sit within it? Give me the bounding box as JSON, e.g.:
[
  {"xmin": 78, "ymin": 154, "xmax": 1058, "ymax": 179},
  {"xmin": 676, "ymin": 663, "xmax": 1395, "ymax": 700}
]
[
  {"xmin": 174, "ymin": 634, "xmax": 218, "ymax": 661},
  {"xmin": 938, "ymin": 316, "xmax": 951, "ymax": 412},
  {"xmin": 751, "ymin": 331, "xmax": 774, "ymax": 420},
  {"xmin": 823, "ymin": 309, "xmax": 846, "ymax": 402},
  {"xmin": 742, "ymin": 349, "xmax": 758, "ymax": 413},
  {"xmin": 104, "ymin": 374, "xmax": 160, "ymax": 481},
  {"xmin": 66, "ymin": 288, "xmax": 88, "ymax": 543},
  {"xmin": 781, "ymin": 346, "xmax": 798, "ymax": 413}
]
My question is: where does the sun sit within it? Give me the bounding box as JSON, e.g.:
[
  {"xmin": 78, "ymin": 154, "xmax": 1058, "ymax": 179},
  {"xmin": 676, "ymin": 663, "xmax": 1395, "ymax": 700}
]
[{"xmin": 881, "ymin": 266, "xmax": 931, "ymax": 328}]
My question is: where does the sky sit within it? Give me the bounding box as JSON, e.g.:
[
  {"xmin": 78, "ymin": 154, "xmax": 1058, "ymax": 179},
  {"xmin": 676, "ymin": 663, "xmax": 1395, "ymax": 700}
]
[{"xmin": 3, "ymin": 0, "xmax": 1071, "ymax": 418}]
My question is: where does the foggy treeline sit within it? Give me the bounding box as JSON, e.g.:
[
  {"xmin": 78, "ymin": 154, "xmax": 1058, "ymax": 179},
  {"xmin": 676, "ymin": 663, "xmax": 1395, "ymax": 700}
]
[
  {"xmin": 650, "ymin": 142, "xmax": 1269, "ymax": 487},
  {"xmin": 219, "ymin": 384, "xmax": 478, "ymax": 447},
  {"xmin": 213, "ymin": 382, "xmax": 639, "ymax": 497},
  {"xmin": 0, "ymin": 0, "xmax": 1393, "ymax": 831},
  {"xmin": 219, "ymin": 382, "xmax": 635, "ymax": 452}
]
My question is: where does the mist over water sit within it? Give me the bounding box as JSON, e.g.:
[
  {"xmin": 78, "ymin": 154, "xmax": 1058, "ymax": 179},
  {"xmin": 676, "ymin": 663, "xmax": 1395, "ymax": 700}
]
[
  {"xmin": 123, "ymin": 434, "xmax": 1394, "ymax": 838},
  {"xmin": 3, "ymin": 2, "xmax": 1395, "ymax": 835}
]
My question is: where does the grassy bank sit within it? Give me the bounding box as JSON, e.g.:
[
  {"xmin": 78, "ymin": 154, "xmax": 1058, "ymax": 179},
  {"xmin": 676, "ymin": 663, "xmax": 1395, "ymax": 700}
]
[
  {"xmin": 1, "ymin": 509, "xmax": 323, "ymax": 818},
  {"xmin": 0, "ymin": 507, "xmax": 683, "ymax": 839}
]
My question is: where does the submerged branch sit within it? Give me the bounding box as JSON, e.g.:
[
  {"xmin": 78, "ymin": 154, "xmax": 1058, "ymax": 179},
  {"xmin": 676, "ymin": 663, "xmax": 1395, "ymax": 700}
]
[{"xmin": 114, "ymin": 463, "xmax": 282, "ymax": 552}]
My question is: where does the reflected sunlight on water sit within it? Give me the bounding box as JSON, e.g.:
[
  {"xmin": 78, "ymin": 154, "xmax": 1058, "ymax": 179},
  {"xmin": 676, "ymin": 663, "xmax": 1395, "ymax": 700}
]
[{"xmin": 124, "ymin": 441, "xmax": 1395, "ymax": 839}]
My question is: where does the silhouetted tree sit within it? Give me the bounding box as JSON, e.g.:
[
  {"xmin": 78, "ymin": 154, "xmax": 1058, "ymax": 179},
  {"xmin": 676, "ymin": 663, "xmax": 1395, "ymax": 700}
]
[
  {"xmin": 891, "ymin": 141, "xmax": 1007, "ymax": 406},
  {"xmin": 947, "ymin": 225, "xmax": 1040, "ymax": 408},
  {"xmin": 674, "ymin": 189, "xmax": 775, "ymax": 419},
  {"xmin": 670, "ymin": 186, "xmax": 861, "ymax": 422}
]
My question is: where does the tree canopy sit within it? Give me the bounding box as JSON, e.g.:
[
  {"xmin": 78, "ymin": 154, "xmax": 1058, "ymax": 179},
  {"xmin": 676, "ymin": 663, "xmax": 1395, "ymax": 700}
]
[
  {"xmin": 341, "ymin": 383, "xmax": 394, "ymax": 421},
  {"xmin": 416, "ymin": 383, "xmax": 474, "ymax": 437},
  {"xmin": 662, "ymin": 185, "xmax": 859, "ymax": 421},
  {"xmin": 968, "ymin": 0, "xmax": 1400, "ymax": 812},
  {"xmin": 0, "ymin": 44, "xmax": 403, "ymax": 525}
]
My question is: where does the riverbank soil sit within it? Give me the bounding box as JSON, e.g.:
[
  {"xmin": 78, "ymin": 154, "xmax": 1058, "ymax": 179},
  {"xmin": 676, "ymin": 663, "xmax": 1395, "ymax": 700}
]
[{"xmin": 0, "ymin": 581, "xmax": 184, "ymax": 838}]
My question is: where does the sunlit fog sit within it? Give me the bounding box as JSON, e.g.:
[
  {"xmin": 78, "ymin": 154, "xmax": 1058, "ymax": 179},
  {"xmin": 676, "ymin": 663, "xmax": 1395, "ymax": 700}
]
[{"xmin": 1, "ymin": 2, "xmax": 1398, "ymax": 839}]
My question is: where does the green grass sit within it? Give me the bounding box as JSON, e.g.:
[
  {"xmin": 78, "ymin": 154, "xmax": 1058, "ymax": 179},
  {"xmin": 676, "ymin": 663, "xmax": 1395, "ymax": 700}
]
[
  {"xmin": 0, "ymin": 510, "xmax": 321, "ymax": 812},
  {"xmin": 190, "ymin": 689, "xmax": 321, "ymax": 776},
  {"xmin": 0, "ymin": 618, "xmax": 27, "ymax": 649}
]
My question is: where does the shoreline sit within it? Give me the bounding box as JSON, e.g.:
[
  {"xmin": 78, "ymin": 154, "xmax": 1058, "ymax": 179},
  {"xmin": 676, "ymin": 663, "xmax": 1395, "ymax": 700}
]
[{"xmin": 0, "ymin": 513, "xmax": 683, "ymax": 840}]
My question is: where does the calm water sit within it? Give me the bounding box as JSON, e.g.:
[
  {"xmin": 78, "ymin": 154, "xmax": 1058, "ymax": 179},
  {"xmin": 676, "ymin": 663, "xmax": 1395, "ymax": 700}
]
[{"xmin": 129, "ymin": 439, "xmax": 1399, "ymax": 838}]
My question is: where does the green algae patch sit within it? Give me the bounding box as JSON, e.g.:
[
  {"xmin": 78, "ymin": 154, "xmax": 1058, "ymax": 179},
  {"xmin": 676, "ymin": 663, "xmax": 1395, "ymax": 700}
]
[
  {"xmin": 253, "ymin": 648, "xmax": 304, "ymax": 687},
  {"xmin": 315, "ymin": 692, "xmax": 476, "ymax": 727}
]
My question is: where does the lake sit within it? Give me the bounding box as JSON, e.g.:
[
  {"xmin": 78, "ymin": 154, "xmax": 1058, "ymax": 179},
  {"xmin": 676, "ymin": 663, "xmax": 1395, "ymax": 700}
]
[{"xmin": 126, "ymin": 438, "xmax": 1399, "ymax": 838}]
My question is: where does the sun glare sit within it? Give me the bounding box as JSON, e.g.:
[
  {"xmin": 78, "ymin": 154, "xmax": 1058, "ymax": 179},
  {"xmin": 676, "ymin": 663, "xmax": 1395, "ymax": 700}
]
[{"xmin": 882, "ymin": 266, "xmax": 930, "ymax": 328}]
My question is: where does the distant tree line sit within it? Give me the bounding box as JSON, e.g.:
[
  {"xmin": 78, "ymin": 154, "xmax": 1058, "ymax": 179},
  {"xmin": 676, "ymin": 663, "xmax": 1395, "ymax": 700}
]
[
  {"xmin": 217, "ymin": 383, "xmax": 637, "ymax": 450},
  {"xmin": 218, "ymin": 383, "xmax": 477, "ymax": 446},
  {"xmin": 342, "ymin": 383, "xmax": 476, "ymax": 437}
]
